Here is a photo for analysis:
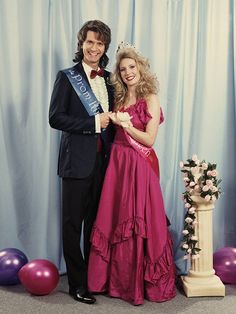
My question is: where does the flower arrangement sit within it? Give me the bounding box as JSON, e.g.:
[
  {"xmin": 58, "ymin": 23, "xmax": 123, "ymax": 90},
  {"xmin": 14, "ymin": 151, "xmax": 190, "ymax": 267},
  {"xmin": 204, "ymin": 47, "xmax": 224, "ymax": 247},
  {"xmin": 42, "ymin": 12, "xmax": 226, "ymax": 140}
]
[{"xmin": 180, "ymin": 154, "xmax": 222, "ymax": 259}]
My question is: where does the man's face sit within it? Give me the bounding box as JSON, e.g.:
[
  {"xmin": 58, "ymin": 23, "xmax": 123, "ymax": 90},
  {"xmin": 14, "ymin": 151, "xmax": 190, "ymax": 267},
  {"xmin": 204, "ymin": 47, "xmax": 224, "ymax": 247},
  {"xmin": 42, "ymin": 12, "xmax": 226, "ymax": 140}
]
[{"xmin": 82, "ymin": 31, "xmax": 105, "ymax": 69}]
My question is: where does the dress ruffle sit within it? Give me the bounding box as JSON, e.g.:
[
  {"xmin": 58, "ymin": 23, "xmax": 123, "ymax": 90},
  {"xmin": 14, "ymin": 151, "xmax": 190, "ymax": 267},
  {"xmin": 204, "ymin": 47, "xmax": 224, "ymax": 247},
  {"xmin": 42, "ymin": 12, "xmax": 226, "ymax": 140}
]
[
  {"xmin": 144, "ymin": 235, "xmax": 173, "ymax": 285},
  {"xmin": 111, "ymin": 217, "xmax": 147, "ymax": 244},
  {"xmin": 90, "ymin": 226, "xmax": 110, "ymax": 262},
  {"xmin": 135, "ymin": 100, "xmax": 152, "ymax": 125},
  {"xmin": 90, "ymin": 217, "xmax": 174, "ymax": 287},
  {"xmin": 90, "ymin": 217, "xmax": 147, "ymax": 262},
  {"xmin": 125, "ymin": 99, "xmax": 164, "ymax": 126}
]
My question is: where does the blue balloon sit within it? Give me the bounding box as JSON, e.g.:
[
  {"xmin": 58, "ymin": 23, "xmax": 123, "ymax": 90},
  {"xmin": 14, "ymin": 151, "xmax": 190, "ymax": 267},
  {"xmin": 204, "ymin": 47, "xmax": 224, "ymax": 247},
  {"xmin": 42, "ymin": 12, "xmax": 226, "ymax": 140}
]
[{"xmin": 0, "ymin": 248, "xmax": 28, "ymax": 285}]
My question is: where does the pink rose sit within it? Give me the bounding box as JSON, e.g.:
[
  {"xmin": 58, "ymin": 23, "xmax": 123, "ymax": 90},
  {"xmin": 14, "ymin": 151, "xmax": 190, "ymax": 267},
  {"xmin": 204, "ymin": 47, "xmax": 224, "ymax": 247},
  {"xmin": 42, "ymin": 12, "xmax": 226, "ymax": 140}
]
[
  {"xmin": 202, "ymin": 185, "xmax": 210, "ymax": 192},
  {"xmin": 205, "ymin": 195, "xmax": 211, "ymax": 201},
  {"xmin": 211, "ymin": 170, "xmax": 218, "ymax": 177},
  {"xmin": 201, "ymin": 162, "xmax": 208, "ymax": 170},
  {"xmin": 206, "ymin": 179, "xmax": 213, "ymax": 186},
  {"xmin": 189, "ymin": 181, "xmax": 195, "ymax": 187},
  {"xmin": 207, "ymin": 170, "xmax": 212, "ymax": 176},
  {"xmin": 184, "ymin": 203, "xmax": 191, "ymax": 208}
]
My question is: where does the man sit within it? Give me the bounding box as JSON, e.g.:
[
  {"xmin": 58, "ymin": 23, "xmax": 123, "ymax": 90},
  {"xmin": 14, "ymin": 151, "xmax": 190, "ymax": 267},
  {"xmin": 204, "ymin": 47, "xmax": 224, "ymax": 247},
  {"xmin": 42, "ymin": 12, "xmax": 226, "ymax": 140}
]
[{"xmin": 49, "ymin": 20, "xmax": 113, "ymax": 304}]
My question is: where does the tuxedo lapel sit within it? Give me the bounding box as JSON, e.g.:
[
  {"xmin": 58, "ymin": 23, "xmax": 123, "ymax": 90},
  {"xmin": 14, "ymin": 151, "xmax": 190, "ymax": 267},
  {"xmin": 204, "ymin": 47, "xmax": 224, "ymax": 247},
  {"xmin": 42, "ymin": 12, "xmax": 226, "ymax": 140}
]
[
  {"xmin": 104, "ymin": 71, "xmax": 114, "ymax": 111},
  {"xmin": 74, "ymin": 62, "xmax": 90, "ymax": 85}
]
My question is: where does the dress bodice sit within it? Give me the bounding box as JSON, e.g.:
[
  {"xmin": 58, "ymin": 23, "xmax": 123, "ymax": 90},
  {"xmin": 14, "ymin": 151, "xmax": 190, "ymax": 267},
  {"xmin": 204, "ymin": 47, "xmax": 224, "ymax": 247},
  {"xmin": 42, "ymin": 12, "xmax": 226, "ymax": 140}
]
[{"xmin": 114, "ymin": 99, "xmax": 164, "ymax": 145}]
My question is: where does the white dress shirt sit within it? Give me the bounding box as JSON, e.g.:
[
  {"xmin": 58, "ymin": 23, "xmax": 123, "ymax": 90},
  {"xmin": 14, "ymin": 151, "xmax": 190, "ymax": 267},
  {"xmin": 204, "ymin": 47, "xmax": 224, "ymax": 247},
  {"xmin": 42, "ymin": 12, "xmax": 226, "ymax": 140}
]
[{"xmin": 82, "ymin": 62, "xmax": 109, "ymax": 133}]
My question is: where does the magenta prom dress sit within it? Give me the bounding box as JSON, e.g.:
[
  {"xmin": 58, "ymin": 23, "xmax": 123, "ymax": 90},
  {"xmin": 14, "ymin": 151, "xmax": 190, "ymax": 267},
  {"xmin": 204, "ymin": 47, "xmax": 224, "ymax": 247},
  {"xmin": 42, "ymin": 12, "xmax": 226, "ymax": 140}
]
[{"xmin": 88, "ymin": 99, "xmax": 176, "ymax": 305}]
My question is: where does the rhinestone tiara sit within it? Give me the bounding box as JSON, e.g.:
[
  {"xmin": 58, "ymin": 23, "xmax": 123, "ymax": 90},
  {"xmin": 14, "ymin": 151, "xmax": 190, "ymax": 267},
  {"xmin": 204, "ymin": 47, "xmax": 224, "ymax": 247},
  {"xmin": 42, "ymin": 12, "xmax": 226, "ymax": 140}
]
[{"xmin": 116, "ymin": 41, "xmax": 138, "ymax": 54}]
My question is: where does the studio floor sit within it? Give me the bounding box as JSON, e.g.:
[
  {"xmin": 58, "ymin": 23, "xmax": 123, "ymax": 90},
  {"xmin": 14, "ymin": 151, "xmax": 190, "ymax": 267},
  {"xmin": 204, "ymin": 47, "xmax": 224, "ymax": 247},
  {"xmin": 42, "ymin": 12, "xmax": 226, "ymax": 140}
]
[{"xmin": 0, "ymin": 275, "xmax": 236, "ymax": 314}]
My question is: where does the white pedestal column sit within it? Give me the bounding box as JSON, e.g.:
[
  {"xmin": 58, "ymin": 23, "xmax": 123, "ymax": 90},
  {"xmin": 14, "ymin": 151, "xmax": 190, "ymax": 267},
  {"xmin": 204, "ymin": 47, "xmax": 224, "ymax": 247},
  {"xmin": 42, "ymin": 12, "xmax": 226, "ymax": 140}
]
[{"xmin": 181, "ymin": 195, "xmax": 225, "ymax": 297}]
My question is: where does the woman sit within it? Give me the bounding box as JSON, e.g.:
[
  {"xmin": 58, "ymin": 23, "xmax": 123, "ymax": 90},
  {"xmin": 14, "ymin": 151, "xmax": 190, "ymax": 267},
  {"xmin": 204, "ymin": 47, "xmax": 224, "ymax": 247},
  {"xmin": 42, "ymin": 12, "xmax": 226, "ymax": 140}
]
[{"xmin": 88, "ymin": 43, "xmax": 176, "ymax": 305}]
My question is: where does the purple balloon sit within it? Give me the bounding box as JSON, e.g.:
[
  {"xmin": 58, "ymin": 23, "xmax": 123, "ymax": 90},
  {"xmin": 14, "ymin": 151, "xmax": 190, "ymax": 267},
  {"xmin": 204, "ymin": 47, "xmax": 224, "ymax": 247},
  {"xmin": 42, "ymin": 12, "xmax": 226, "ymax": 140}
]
[
  {"xmin": 0, "ymin": 248, "xmax": 28, "ymax": 285},
  {"xmin": 19, "ymin": 259, "xmax": 59, "ymax": 295},
  {"xmin": 213, "ymin": 247, "xmax": 236, "ymax": 284}
]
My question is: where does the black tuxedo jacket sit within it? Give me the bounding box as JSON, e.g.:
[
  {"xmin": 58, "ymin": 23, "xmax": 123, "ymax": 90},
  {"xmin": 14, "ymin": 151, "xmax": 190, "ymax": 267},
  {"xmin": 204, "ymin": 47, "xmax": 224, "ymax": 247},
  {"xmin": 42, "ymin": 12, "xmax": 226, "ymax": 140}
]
[{"xmin": 49, "ymin": 62, "xmax": 114, "ymax": 178}]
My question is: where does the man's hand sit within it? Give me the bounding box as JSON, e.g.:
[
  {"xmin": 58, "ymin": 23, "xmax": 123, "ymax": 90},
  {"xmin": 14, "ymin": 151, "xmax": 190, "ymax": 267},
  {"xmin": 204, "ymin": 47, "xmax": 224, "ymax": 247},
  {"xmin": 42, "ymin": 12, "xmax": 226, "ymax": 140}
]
[{"xmin": 100, "ymin": 112, "xmax": 111, "ymax": 129}]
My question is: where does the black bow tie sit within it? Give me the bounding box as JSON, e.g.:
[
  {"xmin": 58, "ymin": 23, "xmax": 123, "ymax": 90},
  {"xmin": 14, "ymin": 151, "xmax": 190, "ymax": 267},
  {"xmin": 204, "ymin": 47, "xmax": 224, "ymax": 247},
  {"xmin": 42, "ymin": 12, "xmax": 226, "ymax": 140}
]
[{"xmin": 90, "ymin": 68, "xmax": 104, "ymax": 79}]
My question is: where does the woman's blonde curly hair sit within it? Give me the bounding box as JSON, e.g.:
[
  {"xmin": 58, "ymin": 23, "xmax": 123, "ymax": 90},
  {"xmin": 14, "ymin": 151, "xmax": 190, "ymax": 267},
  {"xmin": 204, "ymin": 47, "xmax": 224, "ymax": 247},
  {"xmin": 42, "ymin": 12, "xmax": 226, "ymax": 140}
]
[{"xmin": 111, "ymin": 47, "xmax": 159, "ymax": 110}]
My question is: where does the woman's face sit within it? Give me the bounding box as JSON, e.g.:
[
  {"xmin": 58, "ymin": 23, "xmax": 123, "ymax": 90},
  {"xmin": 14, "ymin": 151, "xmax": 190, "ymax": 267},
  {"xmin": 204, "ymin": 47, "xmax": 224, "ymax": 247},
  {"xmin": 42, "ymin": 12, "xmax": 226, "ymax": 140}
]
[{"xmin": 119, "ymin": 58, "xmax": 140, "ymax": 87}]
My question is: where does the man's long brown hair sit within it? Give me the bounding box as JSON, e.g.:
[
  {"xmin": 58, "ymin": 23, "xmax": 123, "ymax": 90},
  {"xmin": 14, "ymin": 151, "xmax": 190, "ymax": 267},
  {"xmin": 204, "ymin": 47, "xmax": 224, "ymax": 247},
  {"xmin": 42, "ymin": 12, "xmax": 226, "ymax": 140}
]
[{"xmin": 73, "ymin": 20, "xmax": 111, "ymax": 68}]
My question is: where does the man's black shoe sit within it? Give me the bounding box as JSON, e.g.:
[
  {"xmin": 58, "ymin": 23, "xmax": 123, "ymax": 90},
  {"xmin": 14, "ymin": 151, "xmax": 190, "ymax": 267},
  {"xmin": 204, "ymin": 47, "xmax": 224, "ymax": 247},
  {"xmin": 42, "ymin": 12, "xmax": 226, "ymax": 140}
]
[{"xmin": 69, "ymin": 287, "xmax": 96, "ymax": 304}]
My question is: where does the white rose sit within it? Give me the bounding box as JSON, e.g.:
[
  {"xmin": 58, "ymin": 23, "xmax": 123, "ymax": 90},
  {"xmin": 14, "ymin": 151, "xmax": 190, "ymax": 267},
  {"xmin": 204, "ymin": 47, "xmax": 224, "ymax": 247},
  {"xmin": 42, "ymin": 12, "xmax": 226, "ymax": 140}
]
[
  {"xmin": 202, "ymin": 185, "xmax": 210, "ymax": 192},
  {"xmin": 179, "ymin": 161, "xmax": 184, "ymax": 168},
  {"xmin": 182, "ymin": 243, "xmax": 189, "ymax": 249},
  {"xmin": 182, "ymin": 229, "xmax": 189, "ymax": 235},
  {"xmin": 189, "ymin": 181, "xmax": 195, "ymax": 187},
  {"xmin": 212, "ymin": 195, "xmax": 217, "ymax": 202},
  {"xmin": 191, "ymin": 235, "xmax": 198, "ymax": 241},
  {"xmin": 116, "ymin": 111, "xmax": 131, "ymax": 122},
  {"xmin": 201, "ymin": 162, "xmax": 208, "ymax": 170},
  {"xmin": 205, "ymin": 195, "xmax": 211, "ymax": 201},
  {"xmin": 188, "ymin": 207, "xmax": 196, "ymax": 214},
  {"xmin": 116, "ymin": 111, "xmax": 133, "ymax": 128},
  {"xmin": 212, "ymin": 186, "xmax": 218, "ymax": 192},
  {"xmin": 195, "ymin": 159, "xmax": 200, "ymax": 165},
  {"xmin": 185, "ymin": 217, "xmax": 193, "ymax": 223},
  {"xmin": 184, "ymin": 203, "xmax": 191, "ymax": 208},
  {"xmin": 192, "ymin": 154, "xmax": 198, "ymax": 161}
]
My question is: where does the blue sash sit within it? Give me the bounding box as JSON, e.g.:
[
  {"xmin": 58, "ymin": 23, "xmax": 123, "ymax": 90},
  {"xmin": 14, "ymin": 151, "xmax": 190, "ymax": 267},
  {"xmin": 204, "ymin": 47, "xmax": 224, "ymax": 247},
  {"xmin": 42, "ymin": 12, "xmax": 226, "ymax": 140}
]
[{"xmin": 63, "ymin": 67, "xmax": 104, "ymax": 116}]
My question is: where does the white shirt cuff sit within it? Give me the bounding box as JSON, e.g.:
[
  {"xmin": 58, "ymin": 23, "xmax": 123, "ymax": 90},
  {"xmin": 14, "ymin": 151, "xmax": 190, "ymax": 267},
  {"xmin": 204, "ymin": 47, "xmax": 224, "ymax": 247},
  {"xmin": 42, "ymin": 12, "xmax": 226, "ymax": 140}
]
[{"xmin": 95, "ymin": 114, "xmax": 101, "ymax": 133}]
